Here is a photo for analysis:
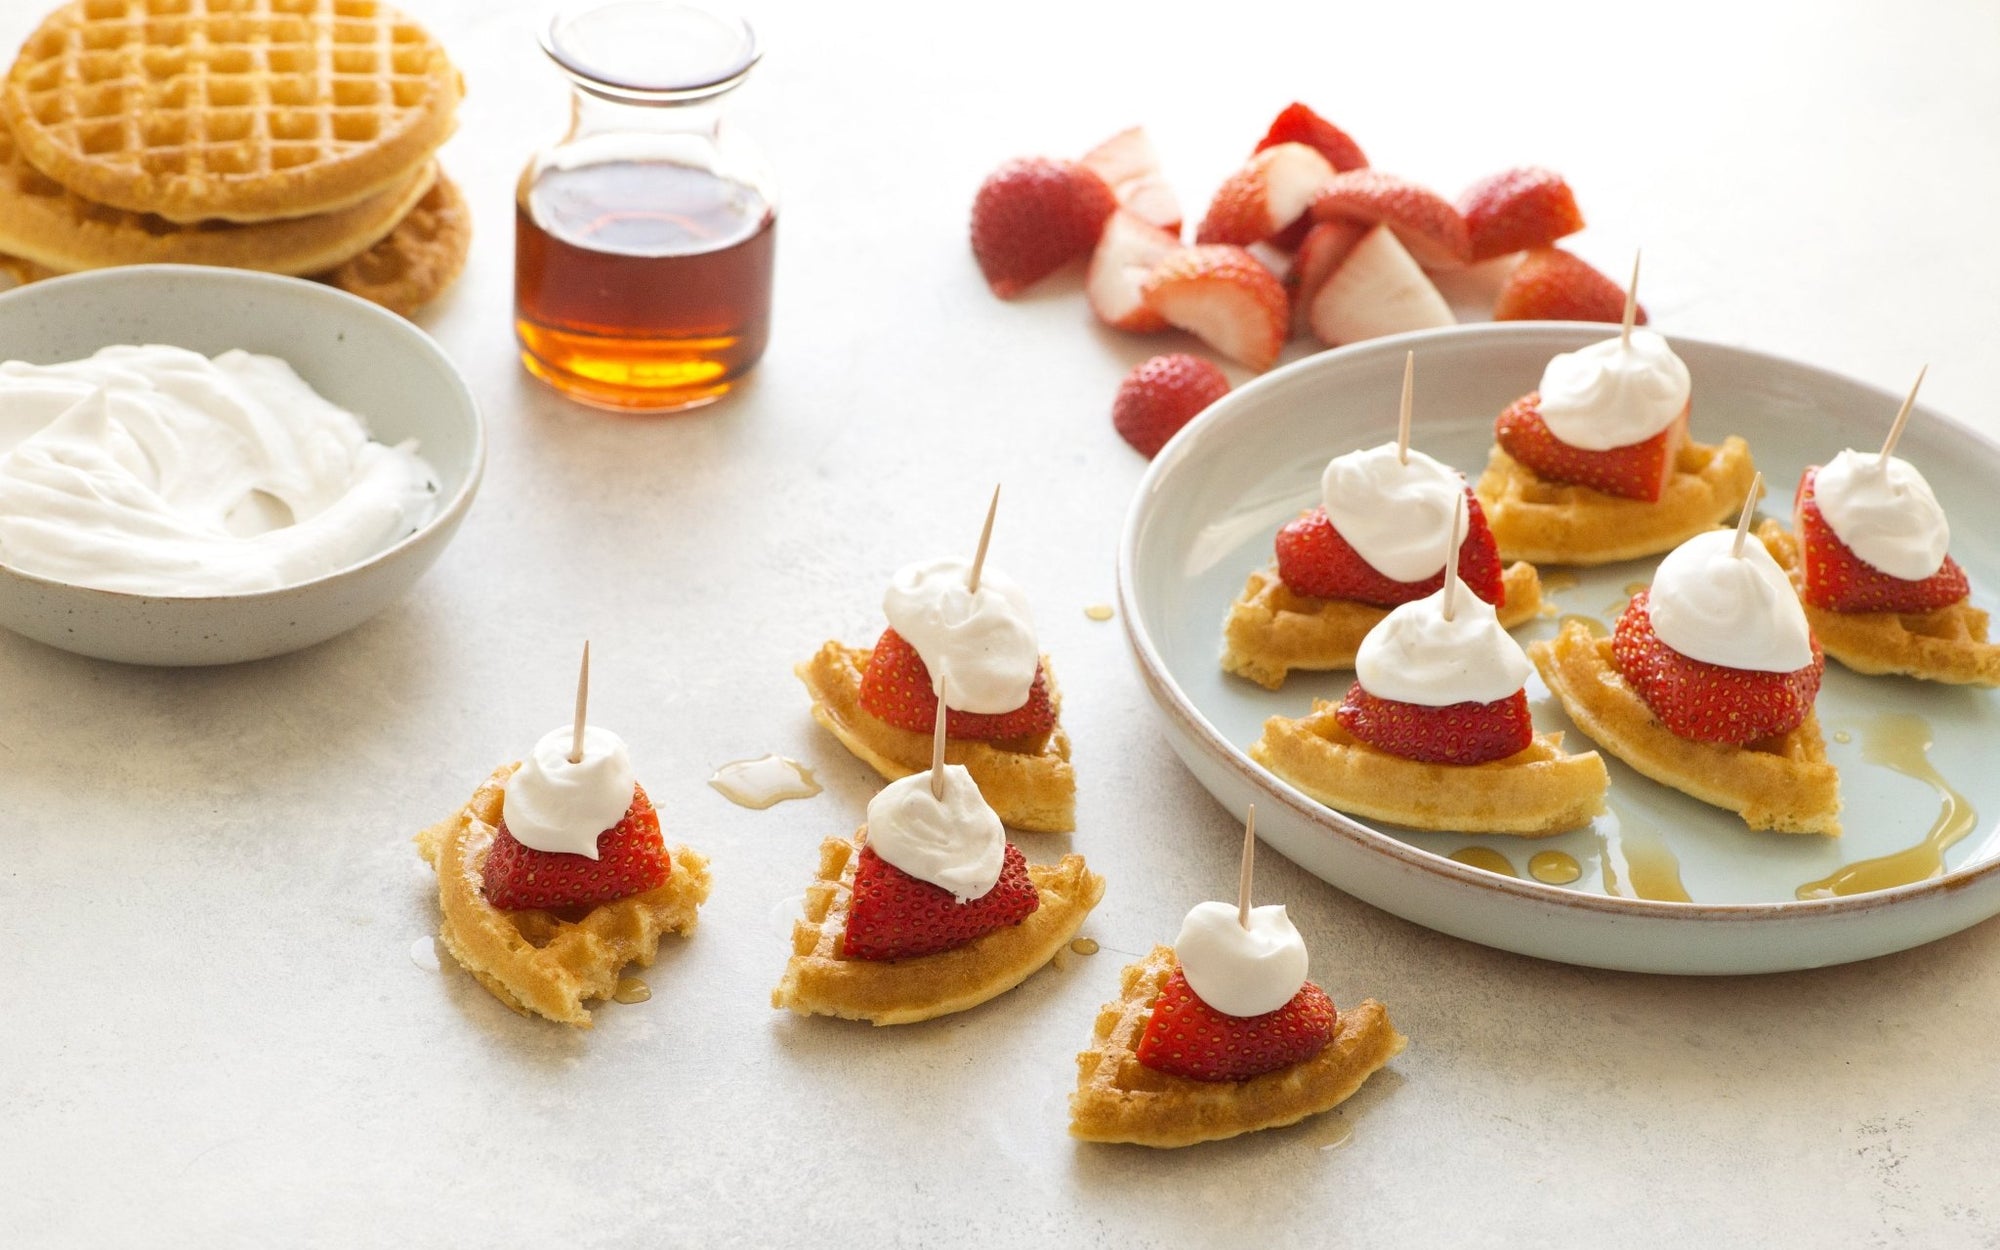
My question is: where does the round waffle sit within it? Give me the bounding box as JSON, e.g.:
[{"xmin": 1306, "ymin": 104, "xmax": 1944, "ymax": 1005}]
[
  {"xmin": 2, "ymin": 0, "xmax": 462, "ymax": 224},
  {"xmin": 314, "ymin": 165, "xmax": 466, "ymax": 315}
]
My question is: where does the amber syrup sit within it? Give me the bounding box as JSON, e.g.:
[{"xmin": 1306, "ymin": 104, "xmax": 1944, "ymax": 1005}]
[{"xmin": 515, "ymin": 160, "xmax": 776, "ymax": 412}]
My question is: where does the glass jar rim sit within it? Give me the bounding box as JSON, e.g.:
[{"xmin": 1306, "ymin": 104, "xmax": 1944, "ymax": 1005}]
[{"xmin": 540, "ymin": 1, "xmax": 760, "ymax": 102}]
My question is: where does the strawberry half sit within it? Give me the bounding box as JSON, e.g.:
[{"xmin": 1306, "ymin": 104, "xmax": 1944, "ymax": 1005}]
[
  {"xmin": 843, "ymin": 842, "xmax": 1041, "ymax": 961},
  {"xmin": 1494, "ymin": 391, "xmax": 1685, "ymax": 502},
  {"xmin": 1611, "ymin": 590, "xmax": 1823, "ymax": 745},
  {"xmin": 858, "ymin": 628, "xmax": 1055, "ymax": 742},
  {"xmin": 1194, "ymin": 143, "xmax": 1335, "ymax": 247},
  {"xmin": 484, "ymin": 784, "xmax": 670, "ymax": 912},
  {"xmin": 1310, "ymin": 170, "xmax": 1473, "ymax": 270},
  {"xmin": 1457, "ymin": 167, "xmax": 1585, "ymax": 262},
  {"xmin": 1112, "ymin": 352, "xmax": 1231, "ymax": 457},
  {"xmin": 1135, "ymin": 966, "xmax": 1336, "ymax": 1082},
  {"xmin": 1273, "ymin": 494, "xmax": 1505, "ymax": 607},
  {"xmin": 1140, "ymin": 245, "xmax": 1290, "ymax": 371},
  {"xmin": 969, "ymin": 157, "xmax": 1118, "ymax": 298},
  {"xmin": 1795, "ymin": 467, "xmax": 1968, "ymax": 613},
  {"xmin": 1493, "ymin": 247, "xmax": 1643, "ymax": 323},
  {"xmin": 1335, "ymin": 684, "xmax": 1533, "ymax": 765},
  {"xmin": 1078, "ymin": 126, "xmax": 1182, "ymax": 236},
  {"xmin": 1253, "ymin": 102, "xmax": 1369, "ymax": 174}
]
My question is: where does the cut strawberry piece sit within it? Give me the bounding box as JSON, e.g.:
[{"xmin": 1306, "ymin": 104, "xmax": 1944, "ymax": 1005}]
[
  {"xmin": 1135, "ymin": 966, "xmax": 1336, "ymax": 1082},
  {"xmin": 1086, "ymin": 209, "xmax": 1182, "ymax": 332},
  {"xmin": 969, "ymin": 157, "xmax": 1118, "ymax": 298},
  {"xmin": 1335, "ymin": 684, "xmax": 1534, "ymax": 765},
  {"xmin": 1611, "ymin": 590, "xmax": 1824, "ymax": 746},
  {"xmin": 1079, "ymin": 126, "xmax": 1182, "ymax": 236},
  {"xmin": 858, "ymin": 628, "xmax": 1056, "ymax": 742},
  {"xmin": 1253, "ymin": 102, "xmax": 1369, "ymax": 174},
  {"xmin": 1289, "ymin": 218, "xmax": 1368, "ymax": 334},
  {"xmin": 1794, "ymin": 468, "xmax": 1969, "ymax": 613},
  {"xmin": 1112, "ymin": 353, "xmax": 1231, "ymax": 457},
  {"xmin": 1140, "ymin": 244, "xmax": 1289, "ymax": 371},
  {"xmin": 843, "ymin": 842, "xmax": 1041, "ymax": 961},
  {"xmin": 484, "ymin": 785, "xmax": 670, "ymax": 912},
  {"xmin": 1306, "ymin": 225, "xmax": 1454, "ymax": 346},
  {"xmin": 1457, "ymin": 167, "xmax": 1585, "ymax": 262},
  {"xmin": 1194, "ymin": 143, "xmax": 1335, "ymax": 247},
  {"xmin": 1493, "ymin": 247, "xmax": 1643, "ymax": 324},
  {"xmin": 1494, "ymin": 391, "xmax": 1685, "ymax": 502},
  {"xmin": 1310, "ymin": 170, "xmax": 1472, "ymax": 270},
  {"xmin": 1273, "ymin": 494, "xmax": 1504, "ymax": 606}
]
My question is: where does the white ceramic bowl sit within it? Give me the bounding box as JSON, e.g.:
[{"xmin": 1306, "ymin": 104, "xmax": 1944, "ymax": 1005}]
[{"xmin": 0, "ymin": 265, "xmax": 483, "ymax": 666}]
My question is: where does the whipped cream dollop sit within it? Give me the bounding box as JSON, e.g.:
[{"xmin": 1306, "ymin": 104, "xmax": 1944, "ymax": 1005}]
[
  {"xmin": 882, "ymin": 556, "xmax": 1038, "ymax": 715},
  {"xmin": 1537, "ymin": 329, "xmax": 1691, "ymax": 451},
  {"xmin": 1355, "ymin": 579, "xmax": 1532, "ymax": 706},
  {"xmin": 1813, "ymin": 450, "xmax": 1950, "ymax": 581},
  {"xmin": 1649, "ymin": 530, "xmax": 1813, "ymax": 672},
  {"xmin": 0, "ymin": 345, "xmax": 437, "ymax": 596},
  {"xmin": 1175, "ymin": 900, "xmax": 1309, "ymax": 1018},
  {"xmin": 1321, "ymin": 444, "xmax": 1464, "ymax": 583},
  {"xmin": 501, "ymin": 725, "xmax": 638, "ymax": 858},
  {"xmin": 865, "ymin": 764, "xmax": 1006, "ymax": 901}
]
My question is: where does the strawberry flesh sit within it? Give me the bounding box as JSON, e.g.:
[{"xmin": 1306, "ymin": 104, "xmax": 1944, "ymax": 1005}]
[
  {"xmin": 1795, "ymin": 467, "xmax": 1968, "ymax": 614},
  {"xmin": 843, "ymin": 842, "xmax": 1040, "ymax": 961},
  {"xmin": 1611, "ymin": 590, "xmax": 1823, "ymax": 745},
  {"xmin": 484, "ymin": 784, "xmax": 670, "ymax": 912},
  {"xmin": 1336, "ymin": 684, "xmax": 1533, "ymax": 765},
  {"xmin": 970, "ymin": 157, "xmax": 1117, "ymax": 298},
  {"xmin": 1136, "ymin": 967, "xmax": 1337, "ymax": 1082},
  {"xmin": 1274, "ymin": 492, "xmax": 1505, "ymax": 607},
  {"xmin": 858, "ymin": 628, "xmax": 1055, "ymax": 742},
  {"xmin": 1494, "ymin": 391, "xmax": 1684, "ymax": 502}
]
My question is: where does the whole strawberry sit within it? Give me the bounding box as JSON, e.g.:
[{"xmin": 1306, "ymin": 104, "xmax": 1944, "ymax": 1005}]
[
  {"xmin": 859, "ymin": 628, "xmax": 1055, "ymax": 742},
  {"xmin": 1612, "ymin": 590, "xmax": 1824, "ymax": 745},
  {"xmin": 484, "ymin": 784, "xmax": 670, "ymax": 911},
  {"xmin": 1135, "ymin": 966, "xmax": 1337, "ymax": 1082},
  {"xmin": 1112, "ymin": 353, "xmax": 1231, "ymax": 457},
  {"xmin": 970, "ymin": 157, "xmax": 1117, "ymax": 298},
  {"xmin": 1274, "ymin": 497, "xmax": 1505, "ymax": 607},
  {"xmin": 1795, "ymin": 467, "xmax": 1968, "ymax": 613},
  {"xmin": 844, "ymin": 842, "xmax": 1041, "ymax": 960},
  {"xmin": 1494, "ymin": 391, "xmax": 1684, "ymax": 501},
  {"xmin": 1335, "ymin": 684, "xmax": 1534, "ymax": 765}
]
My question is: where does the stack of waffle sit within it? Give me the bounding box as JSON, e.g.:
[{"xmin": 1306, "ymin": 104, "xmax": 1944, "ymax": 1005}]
[{"xmin": 0, "ymin": 0, "xmax": 469, "ymax": 315}]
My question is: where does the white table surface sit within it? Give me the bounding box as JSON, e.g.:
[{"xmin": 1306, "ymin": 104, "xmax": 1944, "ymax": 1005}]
[{"xmin": 5, "ymin": 1, "xmax": 1999, "ymax": 1246}]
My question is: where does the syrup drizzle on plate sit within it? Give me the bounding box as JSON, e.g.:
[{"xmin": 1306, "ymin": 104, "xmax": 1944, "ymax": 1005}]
[
  {"xmin": 1598, "ymin": 801, "xmax": 1691, "ymax": 902},
  {"xmin": 1797, "ymin": 712, "xmax": 1976, "ymax": 899},
  {"xmin": 1529, "ymin": 850, "xmax": 1582, "ymax": 885},
  {"xmin": 1448, "ymin": 846, "xmax": 1518, "ymax": 877}
]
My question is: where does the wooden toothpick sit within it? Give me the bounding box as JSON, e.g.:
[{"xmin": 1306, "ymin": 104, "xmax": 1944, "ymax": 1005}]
[
  {"xmin": 1878, "ymin": 365, "xmax": 1927, "ymax": 468},
  {"xmin": 1620, "ymin": 250, "xmax": 1642, "ymax": 348},
  {"xmin": 1396, "ymin": 351, "xmax": 1414, "ymax": 465},
  {"xmin": 1731, "ymin": 472, "xmax": 1765, "ymax": 557},
  {"xmin": 929, "ymin": 673, "xmax": 949, "ymax": 801},
  {"xmin": 1237, "ymin": 804, "xmax": 1257, "ymax": 930},
  {"xmin": 1440, "ymin": 493, "xmax": 1467, "ymax": 621},
  {"xmin": 569, "ymin": 641, "xmax": 590, "ymax": 764},
  {"xmin": 967, "ymin": 483, "xmax": 1001, "ymax": 594}
]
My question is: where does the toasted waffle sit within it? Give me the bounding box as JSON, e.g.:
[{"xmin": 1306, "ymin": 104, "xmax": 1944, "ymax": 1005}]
[
  {"xmin": 314, "ymin": 166, "xmax": 465, "ymax": 314},
  {"xmin": 415, "ymin": 764, "xmax": 711, "ymax": 1028},
  {"xmin": 1475, "ymin": 435, "xmax": 1757, "ymax": 566},
  {"xmin": 1531, "ymin": 618, "xmax": 1840, "ymax": 835},
  {"xmin": 772, "ymin": 827, "xmax": 1104, "ymax": 1026},
  {"xmin": 3, "ymin": 0, "xmax": 461, "ymax": 224},
  {"xmin": 1759, "ymin": 521, "xmax": 2000, "ymax": 687},
  {"xmin": 1069, "ymin": 945, "xmax": 1404, "ymax": 1148},
  {"xmin": 1222, "ymin": 560, "xmax": 1545, "ymax": 690},
  {"xmin": 796, "ymin": 640, "xmax": 1077, "ymax": 833},
  {"xmin": 1250, "ymin": 698, "xmax": 1607, "ymax": 836}
]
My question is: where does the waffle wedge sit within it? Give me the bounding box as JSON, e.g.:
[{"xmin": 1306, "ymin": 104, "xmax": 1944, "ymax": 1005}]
[
  {"xmin": 772, "ymin": 828, "xmax": 1104, "ymax": 1026},
  {"xmin": 416, "ymin": 764, "xmax": 710, "ymax": 1028},
  {"xmin": 315, "ymin": 166, "xmax": 466, "ymax": 314}
]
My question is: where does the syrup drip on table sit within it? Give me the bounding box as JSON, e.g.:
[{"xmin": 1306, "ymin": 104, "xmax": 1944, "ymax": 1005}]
[
  {"xmin": 709, "ymin": 755, "xmax": 822, "ymax": 809},
  {"xmin": 1541, "ymin": 570, "xmax": 1581, "ymax": 593},
  {"xmin": 1528, "ymin": 850, "xmax": 1582, "ymax": 885},
  {"xmin": 1797, "ymin": 713, "xmax": 1976, "ymax": 899},
  {"xmin": 1448, "ymin": 846, "xmax": 1518, "ymax": 877},
  {"xmin": 1084, "ymin": 604, "xmax": 1115, "ymax": 622},
  {"xmin": 1069, "ymin": 937, "xmax": 1100, "ymax": 956},
  {"xmin": 1304, "ymin": 1115, "xmax": 1355, "ymax": 1152},
  {"xmin": 612, "ymin": 976, "xmax": 652, "ymax": 1005},
  {"xmin": 1598, "ymin": 802, "xmax": 1691, "ymax": 902}
]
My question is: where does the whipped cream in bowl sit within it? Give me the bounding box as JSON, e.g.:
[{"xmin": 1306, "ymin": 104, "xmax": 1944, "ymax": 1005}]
[
  {"xmin": 865, "ymin": 764, "xmax": 1006, "ymax": 901},
  {"xmin": 1321, "ymin": 443, "xmax": 1465, "ymax": 583},
  {"xmin": 1812, "ymin": 450, "xmax": 1950, "ymax": 580},
  {"xmin": 1648, "ymin": 530, "xmax": 1813, "ymax": 672},
  {"xmin": 1175, "ymin": 900, "xmax": 1309, "ymax": 1017},
  {"xmin": 883, "ymin": 556, "xmax": 1040, "ymax": 714},
  {"xmin": 1538, "ymin": 329, "xmax": 1691, "ymax": 451},
  {"xmin": 1355, "ymin": 579, "xmax": 1532, "ymax": 706}
]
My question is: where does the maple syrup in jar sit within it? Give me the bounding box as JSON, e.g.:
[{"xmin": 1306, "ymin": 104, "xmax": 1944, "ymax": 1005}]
[{"xmin": 515, "ymin": 3, "xmax": 777, "ymax": 412}]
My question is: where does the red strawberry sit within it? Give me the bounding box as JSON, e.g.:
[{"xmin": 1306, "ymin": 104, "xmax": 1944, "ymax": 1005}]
[
  {"xmin": 1253, "ymin": 102, "xmax": 1369, "ymax": 174},
  {"xmin": 1493, "ymin": 247, "xmax": 1643, "ymax": 323},
  {"xmin": 1112, "ymin": 353, "xmax": 1231, "ymax": 457},
  {"xmin": 1794, "ymin": 467, "xmax": 1968, "ymax": 613},
  {"xmin": 859, "ymin": 628, "xmax": 1055, "ymax": 742},
  {"xmin": 1274, "ymin": 494, "xmax": 1505, "ymax": 607},
  {"xmin": 1310, "ymin": 170, "xmax": 1473, "ymax": 270},
  {"xmin": 1135, "ymin": 966, "xmax": 1336, "ymax": 1082},
  {"xmin": 1611, "ymin": 590, "xmax": 1823, "ymax": 745},
  {"xmin": 1079, "ymin": 126, "xmax": 1182, "ymax": 236},
  {"xmin": 843, "ymin": 842, "xmax": 1040, "ymax": 961},
  {"xmin": 484, "ymin": 784, "xmax": 670, "ymax": 911},
  {"xmin": 1335, "ymin": 684, "xmax": 1533, "ymax": 765},
  {"xmin": 969, "ymin": 157, "xmax": 1118, "ymax": 298},
  {"xmin": 1194, "ymin": 143, "xmax": 1335, "ymax": 247},
  {"xmin": 1140, "ymin": 245, "xmax": 1289, "ymax": 371},
  {"xmin": 1494, "ymin": 391, "xmax": 1685, "ymax": 502},
  {"xmin": 1289, "ymin": 218, "xmax": 1368, "ymax": 334},
  {"xmin": 1457, "ymin": 167, "xmax": 1586, "ymax": 262},
  {"xmin": 1086, "ymin": 209, "xmax": 1182, "ymax": 332}
]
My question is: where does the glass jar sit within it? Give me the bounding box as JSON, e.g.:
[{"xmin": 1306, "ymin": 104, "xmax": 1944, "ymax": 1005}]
[{"xmin": 514, "ymin": 2, "xmax": 777, "ymax": 413}]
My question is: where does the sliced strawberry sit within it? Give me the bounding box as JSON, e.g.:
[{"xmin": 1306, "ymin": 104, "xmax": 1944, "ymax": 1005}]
[
  {"xmin": 1194, "ymin": 143, "xmax": 1335, "ymax": 247},
  {"xmin": 1135, "ymin": 966, "xmax": 1336, "ymax": 1082},
  {"xmin": 1794, "ymin": 467, "xmax": 1968, "ymax": 613},
  {"xmin": 843, "ymin": 842, "xmax": 1040, "ymax": 961},
  {"xmin": 485, "ymin": 785, "xmax": 670, "ymax": 911},
  {"xmin": 1612, "ymin": 590, "xmax": 1824, "ymax": 745},
  {"xmin": 1274, "ymin": 495, "xmax": 1504, "ymax": 607},
  {"xmin": 1493, "ymin": 247, "xmax": 1643, "ymax": 323},
  {"xmin": 858, "ymin": 628, "xmax": 1056, "ymax": 742},
  {"xmin": 1457, "ymin": 167, "xmax": 1585, "ymax": 262},
  {"xmin": 1290, "ymin": 218, "xmax": 1369, "ymax": 334},
  {"xmin": 1112, "ymin": 353, "xmax": 1231, "ymax": 457},
  {"xmin": 1140, "ymin": 244, "xmax": 1289, "ymax": 371},
  {"xmin": 1086, "ymin": 209, "xmax": 1182, "ymax": 332},
  {"xmin": 969, "ymin": 157, "xmax": 1118, "ymax": 298},
  {"xmin": 1079, "ymin": 126, "xmax": 1182, "ymax": 236},
  {"xmin": 1306, "ymin": 224, "xmax": 1454, "ymax": 346},
  {"xmin": 1253, "ymin": 102, "xmax": 1369, "ymax": 173},
  {"xmin": 1494, "ymin": 391, "xmax": 1685, "ymax": 502},
  {"xmin": 1335, "ymin": 684, "xmax": 1533, "ymax": 765},
  {"xmin": 1310, "ymin": 170, "xmax": 1472, "ymax": 270}
]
